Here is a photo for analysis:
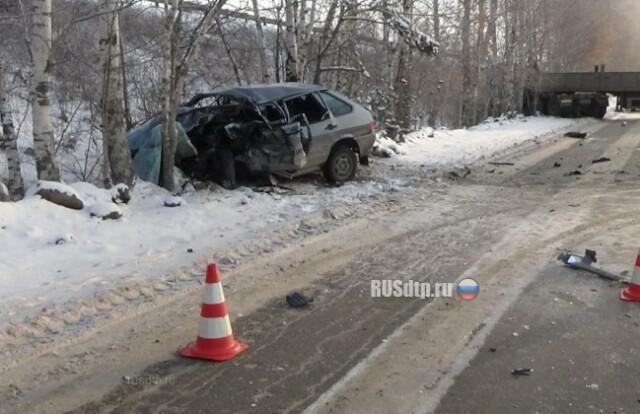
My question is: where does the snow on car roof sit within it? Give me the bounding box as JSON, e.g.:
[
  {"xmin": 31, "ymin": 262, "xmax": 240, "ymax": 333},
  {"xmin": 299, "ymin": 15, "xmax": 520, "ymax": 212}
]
[{"xmin": 187, "ymin": 83, "xmax": 327, "ymax": 106}]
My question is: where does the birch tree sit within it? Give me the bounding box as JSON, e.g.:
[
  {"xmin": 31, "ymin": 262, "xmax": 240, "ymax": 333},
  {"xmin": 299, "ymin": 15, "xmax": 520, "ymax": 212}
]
[
  {"xmin": 460, "ymin": 0, "xmax": 474, "ymax": 127},
  {"xmin": 392, "ymin": 0, "xmax": 415, "ymax": 132},
  {"xmin": 31, "ymin": 0, "xmax": 60, "ymax": 181},
  {"xmin": 160, "ymin": 0, "xmax": 228, "ymax": 191},
  {"xmin": 284, "ymin": 0, "xmax": 300, "ymax": 82},
  {"xmin": 101, "ymin": 0, "xmax": 134, "ymax": 187},
  {"xmin": 0, "ymin": 68, "xmax": 24, "ymax": 200},
  {"xmin": 251, "ymin": 0, "xmax": 272, "ymax": 82},
  {"xmin": 159, "ymin": 0, "xmax": 181, "ymax": 191}
]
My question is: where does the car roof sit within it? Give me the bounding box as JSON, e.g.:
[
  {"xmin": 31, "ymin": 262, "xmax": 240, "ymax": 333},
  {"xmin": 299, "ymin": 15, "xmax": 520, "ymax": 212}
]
[{"xmin": 187, "ymin": 83, "xmax": 328, "ymax": 106}]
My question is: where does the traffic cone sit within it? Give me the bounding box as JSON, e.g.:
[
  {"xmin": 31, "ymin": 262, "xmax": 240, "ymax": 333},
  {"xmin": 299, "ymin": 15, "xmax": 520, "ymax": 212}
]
[
  {"xmin": 181, "ymin": 263, "xmax": 248, "ymax": 361},
  {"xmin": 621, "ymin": 250, "xmax": 640, "ymax": 302}
]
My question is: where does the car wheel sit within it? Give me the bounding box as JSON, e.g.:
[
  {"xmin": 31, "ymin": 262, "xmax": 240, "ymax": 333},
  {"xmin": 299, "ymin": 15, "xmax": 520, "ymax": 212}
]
[
  {"xmin": 217, "ymin": 147, "xmax": 236, "ymax": 189},
  {"xmin": 325, "ymin": 144, "xmax": 358, "ymax": 183}
]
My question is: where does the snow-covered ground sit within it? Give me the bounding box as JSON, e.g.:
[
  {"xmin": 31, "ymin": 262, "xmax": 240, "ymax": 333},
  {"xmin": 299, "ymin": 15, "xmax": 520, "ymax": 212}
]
[
  {"xmin": 0, "ymin": 115, "xmax": 577, "ymax": 334},
  {"xmin": 376, "ymin": 115, "xmax": 576, "ymax": 168}
]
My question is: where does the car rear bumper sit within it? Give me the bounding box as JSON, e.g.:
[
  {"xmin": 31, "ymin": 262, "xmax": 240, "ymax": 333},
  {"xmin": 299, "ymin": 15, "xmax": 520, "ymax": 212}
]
[{"xmin": 357, "ymin": 133, "xmax": 376, "ymax": 157}]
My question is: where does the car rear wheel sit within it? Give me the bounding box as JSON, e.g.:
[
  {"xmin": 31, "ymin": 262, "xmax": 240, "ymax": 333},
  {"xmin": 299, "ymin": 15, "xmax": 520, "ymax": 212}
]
[{"xmin": 324, "ymin": 144, "xmax": 358, "ymax": 183}]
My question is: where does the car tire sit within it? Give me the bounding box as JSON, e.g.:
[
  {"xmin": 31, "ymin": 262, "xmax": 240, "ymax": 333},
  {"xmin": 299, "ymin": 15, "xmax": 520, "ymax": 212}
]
[
  {"xmin": 217, "ymin": 147, "xmax": 236, "ymax": 189},
  {"xmin": 324, "ymin": 144, "xmax": 358, "ymax": 183}
]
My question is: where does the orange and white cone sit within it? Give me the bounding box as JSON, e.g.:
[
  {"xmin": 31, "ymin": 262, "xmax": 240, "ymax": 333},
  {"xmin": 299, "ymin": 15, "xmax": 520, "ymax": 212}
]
[
  {"xmin": 621, "ymin": 250, "xmax": 640, "ymax": 302},
  {"xmin": 182, "ymin": 263, "xmax": 248, "ymax": 361}
]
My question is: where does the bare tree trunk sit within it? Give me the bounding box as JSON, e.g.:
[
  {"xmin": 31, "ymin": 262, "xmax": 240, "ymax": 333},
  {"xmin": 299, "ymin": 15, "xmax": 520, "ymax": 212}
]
[
  {"xmin": 0, "ymin": 68, "xmax": 25, "ymax": 200},
  {"xmin": 460, "ymin": 0, "xmax": 474, "ymax": 127},
  {"xmin": 274, "ymin": 1, "xmax": 282, "ymax": 83},
  {"xmin": 31, "ymin": 0, "xmax": 60, "ymax": 181},
  {"xmin": 475, "ymin": 0, "xmax": 487, "ymax": 121},
  {"xmin": 392, "ymin": 0, "xmax": 415, "ymax": 133},
  {"xmin": 284, "ymin": 0, "xmax": 299, "ymax": 81},
  {"xmin": 160, "ymin": 0, "xmax": 228, "ymax": 191},
  {"xmin": 251, "ymin": 0, "xmax": 271, "ymax": 83},
  {"xmin": 299, "ymin": 0, "xmax": 317, "ymax": 81},
  {"xmin": 312, "ymin": 0, "xmax": 340, "ymax": 84},
  {"xmin": 159, "ymin": 0, "xmax": 180, "ymax": 191},
  {"xmin": 382, "ymin": 0, "xmax": 393, "ymax": 86},
  {"xmin": 433, "ymin": 0, "xmax": 440, "ymax": 41},
  {"xmin": 426, "ymin": 0, "xmax": 441, "ymax": 128},
  {"xmin": 503, "ymin": 2, "xmax": 517, "ymax": 114},
  {"xmin": 101, "ymin": 0, "xmax": 134, "ymax": 188},
  {"xmin": 393, "ymin": 48, "xmax": 412, "ymax": 131},
  {"xmin": 217, "ymin": 19, "xmax": 243, "ymax": 85},
  {"xmin": 488, "ymin": 0, "xmax": 498, "ymax": 58},
  {"xmin": 514, "ymin": 1, "xmax": 528, "ymax": 114}
]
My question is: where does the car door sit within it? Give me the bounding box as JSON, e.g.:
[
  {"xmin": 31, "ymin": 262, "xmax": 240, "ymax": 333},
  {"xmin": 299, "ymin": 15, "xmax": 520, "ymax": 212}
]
[{"xmin": 282, "ymin": 92, "xmax": 338, "ymax": 169}]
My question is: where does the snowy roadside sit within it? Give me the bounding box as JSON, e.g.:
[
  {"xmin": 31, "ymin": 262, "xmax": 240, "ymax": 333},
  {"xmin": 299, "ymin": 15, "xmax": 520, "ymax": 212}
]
[
  {"xmin": 375, "ymin": 115, "xmax": 583, "ymax": 170},
  {"xmin": 0, "ymin": 115, "xmax": 580, "ymax": 356}
]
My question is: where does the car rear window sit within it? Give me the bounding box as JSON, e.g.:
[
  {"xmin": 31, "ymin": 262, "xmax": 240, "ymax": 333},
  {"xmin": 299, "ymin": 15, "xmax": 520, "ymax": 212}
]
[{"xmin": 319, "ymin": 91, "xmax": 353, "ymax": 117}]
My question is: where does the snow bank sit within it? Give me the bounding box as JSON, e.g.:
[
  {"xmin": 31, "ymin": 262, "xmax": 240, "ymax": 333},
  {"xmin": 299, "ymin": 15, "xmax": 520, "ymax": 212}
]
[
  {"xmin": 376, "ymin": 116, "xmax": 575, "ymax": 169},
  {"xmin": 0, "ymin": 179, "xmax": 387, "ymax": 326}
]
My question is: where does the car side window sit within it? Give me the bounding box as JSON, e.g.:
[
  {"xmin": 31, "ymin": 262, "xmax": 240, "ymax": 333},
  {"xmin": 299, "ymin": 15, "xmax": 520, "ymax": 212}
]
[
  {"xmin": 319, "ymin": 91, "xmax": 353, "ymax": 117},
  {"xmin": 284, "ymin": 93, "xmax": 327, "ymax": 124}
]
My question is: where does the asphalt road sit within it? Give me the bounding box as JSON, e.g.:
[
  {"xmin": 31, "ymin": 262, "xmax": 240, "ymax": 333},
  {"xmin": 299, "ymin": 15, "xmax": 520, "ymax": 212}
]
[{"xmin": 435, "ymin": 264, "xmax": 640, "ymax": 414}]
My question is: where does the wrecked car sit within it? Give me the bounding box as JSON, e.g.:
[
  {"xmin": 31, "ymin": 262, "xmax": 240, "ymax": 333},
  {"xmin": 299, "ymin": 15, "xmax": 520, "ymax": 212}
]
[{"xmin": 127, "ymin": 83, "xmax": 376, "ymax": 188}]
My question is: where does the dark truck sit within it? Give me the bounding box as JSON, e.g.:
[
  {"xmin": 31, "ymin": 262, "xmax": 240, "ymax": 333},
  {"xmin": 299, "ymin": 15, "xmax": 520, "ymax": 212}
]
[
  {"xmin": 525, "ymin": 66, "xmax": 640, "ymax": 118},
  {"xmin": 128, "ymin": 83, "xmax": 376, "ymax": 188}
]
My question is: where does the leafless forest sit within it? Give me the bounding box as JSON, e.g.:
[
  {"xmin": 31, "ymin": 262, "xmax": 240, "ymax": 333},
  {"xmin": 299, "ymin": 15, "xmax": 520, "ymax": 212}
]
[{"xmin": 0, "ymin": 0, "xmax": 637, "ymax": 197}]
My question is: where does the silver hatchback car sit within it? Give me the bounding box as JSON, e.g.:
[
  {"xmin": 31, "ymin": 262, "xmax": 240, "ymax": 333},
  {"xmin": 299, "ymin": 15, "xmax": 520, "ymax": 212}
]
[{"xmin": 173, "ymin": 83, "xmax": 376, "ymax": 187}]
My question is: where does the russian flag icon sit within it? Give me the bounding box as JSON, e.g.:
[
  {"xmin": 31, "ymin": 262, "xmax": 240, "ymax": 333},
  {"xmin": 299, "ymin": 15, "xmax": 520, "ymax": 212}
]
[{"xmin": 457, "ymin": 278, "xmax": 479, "ymax": 301}]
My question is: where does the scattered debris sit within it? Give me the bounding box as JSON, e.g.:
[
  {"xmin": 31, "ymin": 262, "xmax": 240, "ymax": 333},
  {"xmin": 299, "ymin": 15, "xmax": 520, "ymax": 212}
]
[
  {"xmin": 286, "ymin": 292, "xmax": 313, "ymax": 308},
  {"xmin": 164, "ymin": 196, "xmax": 185, "ymax": 208},
  {"xmin": 217, "ymin": 256, "xmax": 237, "ymax": 266},
  {"xmin": 323, "ymin": 209, "xmax": 337, "ymax": 220},
  {"xmin": 558, "ymin": 249, "xmax": 628, "ymax": 283},
  {"xmin": 564, "ymin": 170, "xmax": 582, "ymax": 176},
  {"xmin": 564, "ymin": 132, "xmax": 588, "ymax": 139},
  {"xmin": 488, "ymin": 162, "xmax": 515, "ymax": 166},
  {"xmin": 7, "ymin": 383, "xmax": 24, "ymax": 399},
  {"xmin": 511, "ymin": 368, "xmax": 533, "ymax": 376},
  {"xmin": 592, "ymin": 157, "xmax": 611, "ymax": 164},
  {"xmin": 449, "ymin": 167, "xmax": 471, "ymax": 180},
  {"xmin": 88, "ymin": 202, "xmax": 123, "ymax": 220},
  {"xmin": 553, "ymin": 162, "xmax": 561, "ymax": 168},
  {"xmin": 111, "ymin": 183, "xmax": 131, "ymax": 204},
  {"xmin": 586, "ymin": 383, "xmax": 599, "ymax": 390},
  {"xmin": 54, "ymin": 234, "xmax": 75, "ymax": 245}
]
